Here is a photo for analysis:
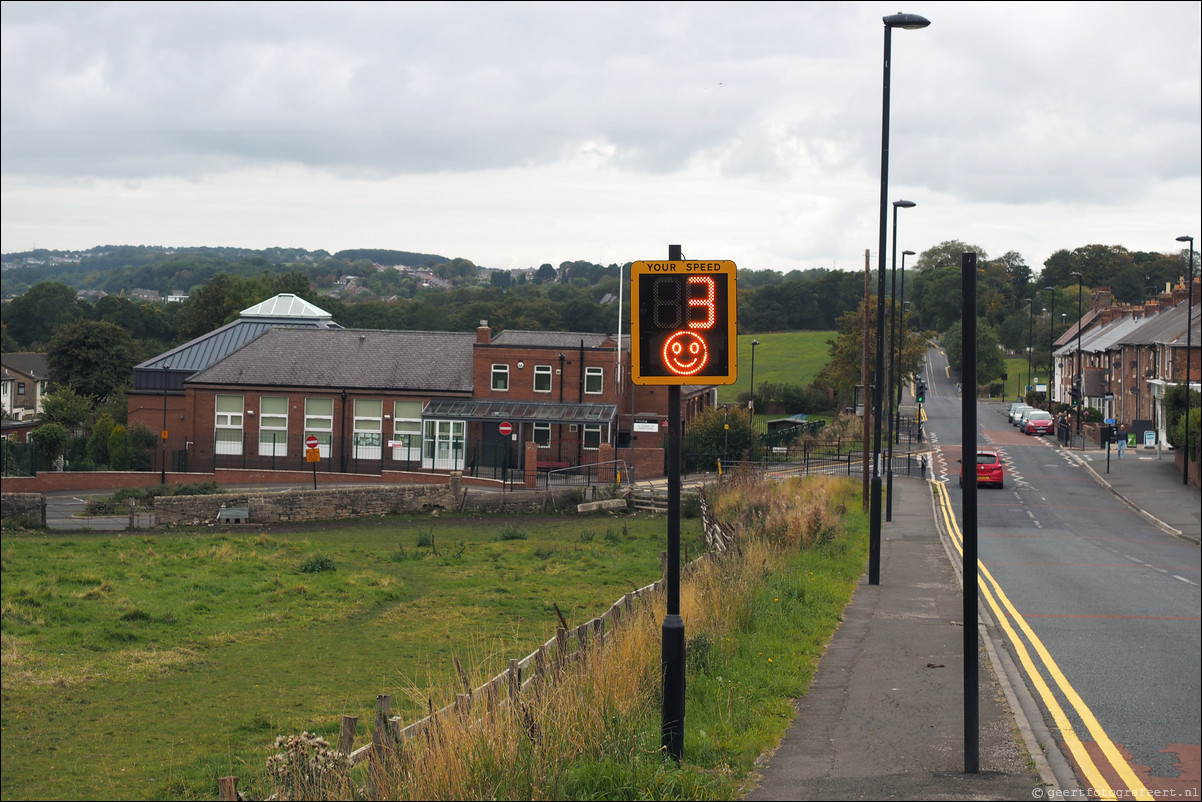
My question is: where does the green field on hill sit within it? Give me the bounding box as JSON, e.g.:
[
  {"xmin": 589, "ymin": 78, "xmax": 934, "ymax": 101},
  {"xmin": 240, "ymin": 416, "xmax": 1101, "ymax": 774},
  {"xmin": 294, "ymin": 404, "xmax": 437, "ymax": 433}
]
[{"xmin": 719, "ymin": 331, "xmax": 835, "ymax": 404}]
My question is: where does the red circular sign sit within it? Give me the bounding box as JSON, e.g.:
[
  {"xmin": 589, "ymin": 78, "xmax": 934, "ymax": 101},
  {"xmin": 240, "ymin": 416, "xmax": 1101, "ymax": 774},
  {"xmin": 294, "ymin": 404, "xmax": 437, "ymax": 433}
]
[
  {"xmin": 499, "ymin": 422, "xmax": 513, "ymax": 436},
  {"xmin": 306, "ymin": 435, "xmax": 319, "ymax": 449}
]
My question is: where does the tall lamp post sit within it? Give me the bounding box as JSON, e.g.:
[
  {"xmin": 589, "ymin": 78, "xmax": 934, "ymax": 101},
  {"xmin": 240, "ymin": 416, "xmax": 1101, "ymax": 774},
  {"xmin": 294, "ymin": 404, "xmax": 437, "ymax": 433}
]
[
  {"xmin": 870, "ymin": 11, "xmax": 929, "ymax": 586},
  {"xmin": 895, "ymin": 248, "xmax": 916, "ymax": 443},
  {"xmin": 1044, "ymin": 287, "xmax": 1055, "ymax": 405},
  {"xmin": 886, "ymin": 200, "xmax": 915, "ymax": 522},
  {"xmin": 160, "ymin": 363, "xmax": 170, "ymax": 484},
  {"xmin": 1024, "ymin": 298, "xmax": 1034, "ymax": 399},
  {"xmin": 750, "ymin": 339, "xmax": 760, "ymax": 454},
  {"xmin": 1177, "ymin": 235, "xmax": 1195, "ymax": 486},
  {"xmin": 1071, "ymin": 272, "xmax": 1084, "ymax": 438}
]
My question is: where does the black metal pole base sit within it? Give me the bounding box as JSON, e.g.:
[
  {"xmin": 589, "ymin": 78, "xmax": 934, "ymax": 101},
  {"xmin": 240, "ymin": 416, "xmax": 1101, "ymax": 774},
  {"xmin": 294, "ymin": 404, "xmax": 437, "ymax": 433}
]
[{"xmin": 662, "ymin": 613, "xmax": 685, "ymax": 761}]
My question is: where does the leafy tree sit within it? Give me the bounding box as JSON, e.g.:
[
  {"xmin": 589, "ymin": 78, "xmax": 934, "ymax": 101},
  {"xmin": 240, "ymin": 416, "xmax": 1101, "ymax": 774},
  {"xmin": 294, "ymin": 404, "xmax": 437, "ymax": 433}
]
[
  {"xmin": 30, "ymin": 422, "xmax": 71, "ymax": 470},
  {"xmin": 39, "ymin": 386, "xmax": 94, "ymax": 432},
  {"xmin": 944, "ymin": 318, "xmax": 1006, "ymax": 384},
  {"xmin": 108, "ymin": 424, "xmax": 132, "ymax": 470},
  {"xmin": 534, "ymin": 264, "xmax": 557, "ymax": 284},
  {"xmin": 683, "ymin": 405, "xmax": 760, "ymax": 468},
  {"xmin": 3, "ymin": 280, "xmax": 84, "ymax": 347},
  {"xmin": 88, "ymin": 413, "xmax": 117, "ymax": 466},
  {"xmin": 47, "ymin": 320, "xmax": 141, "ymax": 403}
]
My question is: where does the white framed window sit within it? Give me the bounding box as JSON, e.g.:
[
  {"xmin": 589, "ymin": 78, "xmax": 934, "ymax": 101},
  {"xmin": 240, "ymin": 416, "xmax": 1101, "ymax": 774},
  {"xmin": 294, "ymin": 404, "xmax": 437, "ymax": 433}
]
[
  {"xmin": 491, "ymin": 364, "xmax": 509, "ymax": 391},
  {"xmin": 585, "ymin": 367, "xmax": 603, "ymax": 395},
  {"xmin": 304, "ymin": 398, "xmax": 333, "ymax": 457},
  {"xmin": 391, "ymin": 400, "xmax": 423, "ymax": 461},
  {"xmin": 258, "ymin": 396, "xmax": 289, "ymax": 456},
  {"xmin": 533, "ymin": 422, "xmax": 551, "ymax": 447},
  {"xmin": 353, "ymin": 399, "xmax": 383, "ymax": 460},
  {"xmin": 534, "ymin": 365, "xmax": 552, "ymax": 393},
  {"xmin": 214, "ymin": 394, "xmax": 244, "ymax": 455},
  {"xmin": 583, "ymin": 424, "xmax": 602, "ymax": 450}
]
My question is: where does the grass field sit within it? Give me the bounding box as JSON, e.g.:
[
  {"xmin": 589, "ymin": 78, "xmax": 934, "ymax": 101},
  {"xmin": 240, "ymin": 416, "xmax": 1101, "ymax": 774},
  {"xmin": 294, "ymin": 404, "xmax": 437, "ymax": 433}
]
[
  {"xmin": 0, "ymin": 514, "xmax": 702, "ymax": 800},
  {"xmin": 719, "ymin": 331, "xmax": 835, "ymax": 404}
]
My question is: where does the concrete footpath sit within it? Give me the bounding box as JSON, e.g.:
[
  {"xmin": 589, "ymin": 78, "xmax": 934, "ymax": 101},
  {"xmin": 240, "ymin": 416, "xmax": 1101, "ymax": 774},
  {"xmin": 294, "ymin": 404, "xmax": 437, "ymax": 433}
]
[
  {"xmin": 744, "ymin": 444, "xmax": 1199, "ymax": 800},
  {"xmin": 744, "ymin": 476, "xmax": 1052, "ymax": 800}
]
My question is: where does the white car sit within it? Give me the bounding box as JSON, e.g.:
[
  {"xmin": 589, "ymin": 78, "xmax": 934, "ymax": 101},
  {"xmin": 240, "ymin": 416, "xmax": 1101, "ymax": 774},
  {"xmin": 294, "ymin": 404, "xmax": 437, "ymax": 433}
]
[{"xmin": 1009, "ymin": 403, "xmax": 1032, "ymax": 425}]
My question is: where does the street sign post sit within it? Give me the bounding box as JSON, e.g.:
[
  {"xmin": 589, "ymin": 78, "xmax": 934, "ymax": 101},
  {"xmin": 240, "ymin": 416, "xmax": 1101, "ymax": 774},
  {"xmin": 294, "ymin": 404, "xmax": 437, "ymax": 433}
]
[{"xmin": 305, "ymin": 435, "xmax": 320, "ymax": 488}]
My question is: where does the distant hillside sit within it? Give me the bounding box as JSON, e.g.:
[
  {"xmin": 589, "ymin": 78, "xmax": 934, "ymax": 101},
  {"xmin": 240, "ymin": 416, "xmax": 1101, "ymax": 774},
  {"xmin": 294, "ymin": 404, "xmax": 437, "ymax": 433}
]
[{"xmin": 0, "ymin": 245, "xmax": 450, "ymax": 298}]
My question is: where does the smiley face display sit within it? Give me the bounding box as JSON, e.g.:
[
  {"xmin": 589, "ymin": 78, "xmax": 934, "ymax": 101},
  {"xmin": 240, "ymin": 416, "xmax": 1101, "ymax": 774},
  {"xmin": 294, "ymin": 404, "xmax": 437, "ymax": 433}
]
[{"xmin": 661, "ymin": 330, "xmax": 709, "ymax": 376}]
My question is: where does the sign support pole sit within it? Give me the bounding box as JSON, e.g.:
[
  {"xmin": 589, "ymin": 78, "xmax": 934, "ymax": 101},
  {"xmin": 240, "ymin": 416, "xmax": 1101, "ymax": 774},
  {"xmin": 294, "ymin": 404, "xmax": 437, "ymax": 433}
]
[{"xmin": 662, "ymin": 243, "xmax": 685, "ymax": 762}]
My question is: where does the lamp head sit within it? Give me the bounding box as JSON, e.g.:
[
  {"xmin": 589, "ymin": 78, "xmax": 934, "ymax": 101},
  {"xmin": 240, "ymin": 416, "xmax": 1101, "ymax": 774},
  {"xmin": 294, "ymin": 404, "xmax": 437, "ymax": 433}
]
[
  {"xmin": 1176, "ymin": 235, "xmax": 1193, "ymax": 244},
  {"xmin": 893, "ymin": 199, "xmax": 916, "ymax": 209},
  {"xmin": 902, "ymin": 250, "xmax": 916, "ymax": 256},
  {"xmin": 884, "ymin": 13, "xmax": 931, "ymax": 30}
]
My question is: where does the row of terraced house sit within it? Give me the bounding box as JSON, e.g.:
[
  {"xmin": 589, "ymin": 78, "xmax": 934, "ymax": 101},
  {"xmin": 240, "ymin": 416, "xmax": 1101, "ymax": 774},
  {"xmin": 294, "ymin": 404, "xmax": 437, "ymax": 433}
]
[{"xmin": 1050, "ymin": 278, "xmax": 1200, "ymax": 447}]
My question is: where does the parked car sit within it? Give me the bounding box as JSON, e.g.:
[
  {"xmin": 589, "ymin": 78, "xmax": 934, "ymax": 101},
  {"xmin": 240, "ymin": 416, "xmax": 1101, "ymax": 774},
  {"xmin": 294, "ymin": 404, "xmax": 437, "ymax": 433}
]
[
  {"xmin": 1010, "ymin": 403, "xmax": 1033, "ymax": 425},
  {"xmin": 1008, "ymin": 402, "xmax": 1031, "ymax": 424},
  {"xmin": 1018, "ymin": 407, "xmax": 1043, "ymax": 430},
  {"xmin": 1024, "ymin": 411, "xmax": 1054, "ymax": 436},
  {"xmin": 959, "ymin": 450, "xmax": 1004, "ymax": 488}
]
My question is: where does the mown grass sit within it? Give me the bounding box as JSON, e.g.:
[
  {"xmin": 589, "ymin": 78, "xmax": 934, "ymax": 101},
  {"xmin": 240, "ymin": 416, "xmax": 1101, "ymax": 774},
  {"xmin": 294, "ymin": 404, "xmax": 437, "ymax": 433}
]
[{"xmin": 1, "ymin": 513, "xmax": 696, "ymax": 800}]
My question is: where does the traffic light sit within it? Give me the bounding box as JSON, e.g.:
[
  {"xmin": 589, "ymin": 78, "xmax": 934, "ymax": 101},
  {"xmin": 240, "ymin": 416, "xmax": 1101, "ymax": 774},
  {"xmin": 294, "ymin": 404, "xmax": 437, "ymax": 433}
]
[
  {"xmin": 1070, "ymin": 387, "xmax": 1081, "ymax": 406},
  {"xmin": 916, "ymin": 381, "xmax": 926, "ymax": 403}
]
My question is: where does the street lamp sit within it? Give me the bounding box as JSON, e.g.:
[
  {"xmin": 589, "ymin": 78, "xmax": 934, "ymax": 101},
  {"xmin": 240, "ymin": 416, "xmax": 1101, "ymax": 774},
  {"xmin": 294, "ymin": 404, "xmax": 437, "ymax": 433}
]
[
  {"xmin": 161, "ymin": 363, "xmax": 170, "ymax": 484},
  {"xmin": 1045, "ymin": 287, "xmax": 1055, "ymax": 404},
  {"xmin": 749, "ymin": 339, "xmax": 760, "ymax": 453},
  {"xmin": 1071, "ymin": 272, "xmax": 1084, "ymax": 439},
  {"xmin": 1176, "ymin": 235, "xmax": 1195, "ymax": 486},
  {"xmin": 886, "ymin": 200, "xmax": 915, "ymax": 522},
  {"xmin": 871, "ymin": 11, "xmax": 929, "ymax": 586},
  {"xmin": 896, "ymin": 248, "xmax": 916, "ymax": 443},
  {"xmin": 1024, "ymin": 298, "xmax": 1033, "ymax": 400}
]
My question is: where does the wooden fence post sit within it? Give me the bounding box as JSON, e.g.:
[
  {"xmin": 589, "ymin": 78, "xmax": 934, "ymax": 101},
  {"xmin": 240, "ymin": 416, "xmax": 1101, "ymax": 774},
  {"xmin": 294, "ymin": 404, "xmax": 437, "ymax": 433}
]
[
  {"xmin": 339, "ymin": 715, "xmax": 358, "ymax": 755},
  {"xmin": 509, "ymin": 658, "xmax": 520, "ymax": 700},
  {"xmin": 218, "ymin": 776, "xmax": 238, "ymax": 801},
  {"xmin": 555, "ymin": 627, "xmax": 568, "ymax": 673},
  {"xmin": 372, "ymin": 694, "xmax": 392, "ymax": 760}
]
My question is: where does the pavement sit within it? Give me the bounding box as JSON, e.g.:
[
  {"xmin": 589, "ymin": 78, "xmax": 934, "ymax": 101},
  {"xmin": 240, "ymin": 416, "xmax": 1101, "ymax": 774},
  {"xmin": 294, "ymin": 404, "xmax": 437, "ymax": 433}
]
[{"xmin": 744, "ymin": 441, "xmax": 1200, "ymax": 800}]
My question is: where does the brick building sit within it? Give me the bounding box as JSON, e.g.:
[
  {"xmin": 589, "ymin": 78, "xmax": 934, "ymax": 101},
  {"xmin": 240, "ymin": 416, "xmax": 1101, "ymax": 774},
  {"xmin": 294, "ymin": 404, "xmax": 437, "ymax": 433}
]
[{"xmin": 127, "ymin": 295, "xmax": 713, "ymax": 481}]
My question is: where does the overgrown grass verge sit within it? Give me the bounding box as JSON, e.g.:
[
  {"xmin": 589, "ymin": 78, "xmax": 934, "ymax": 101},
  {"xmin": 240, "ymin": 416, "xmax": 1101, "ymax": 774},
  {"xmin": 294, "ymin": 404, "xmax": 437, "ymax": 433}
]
[{"xmin": 262, "ymin": 472, "xmax": 867, "ymax": 800}]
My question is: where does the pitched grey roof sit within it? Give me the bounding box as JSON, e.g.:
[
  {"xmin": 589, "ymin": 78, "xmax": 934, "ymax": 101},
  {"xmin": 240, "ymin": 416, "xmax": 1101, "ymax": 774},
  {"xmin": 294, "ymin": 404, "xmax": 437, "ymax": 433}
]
[
  {"xmin": 1, "ymin": 352, "xmax": 50, "ymax": 379},
  {"xmin": 133, "ymin": 293, "xmax": 343, "ymax": 391},
  {"xmin": 1118, "ymin": 301, "xmax": 1192, "ymax": 347},
  {"xmin": 188, "ymin": 328, "xmax": 475, "ymax": 393}
]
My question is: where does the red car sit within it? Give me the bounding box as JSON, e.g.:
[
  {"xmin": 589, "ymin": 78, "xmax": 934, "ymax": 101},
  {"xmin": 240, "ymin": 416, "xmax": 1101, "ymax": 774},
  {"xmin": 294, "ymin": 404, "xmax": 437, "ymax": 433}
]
[
  {"xmin": 959, "ymin": 450, "xmax": 1004, "ymax": 489},
  {"xmin": 1023, "ymin": 411, "xmax": 1054, "ymax": 436}
]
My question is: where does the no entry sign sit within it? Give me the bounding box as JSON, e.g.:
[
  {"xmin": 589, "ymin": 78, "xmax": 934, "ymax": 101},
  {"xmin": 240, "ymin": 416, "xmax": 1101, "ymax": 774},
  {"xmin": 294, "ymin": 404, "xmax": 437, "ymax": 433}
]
[
  {"xmin": 499, "ymin": 422, "xmax": 513, "ymax": 436},
  {"xmin": 306, "ymin": 435, "xmax": 319, "ymax": 449}
]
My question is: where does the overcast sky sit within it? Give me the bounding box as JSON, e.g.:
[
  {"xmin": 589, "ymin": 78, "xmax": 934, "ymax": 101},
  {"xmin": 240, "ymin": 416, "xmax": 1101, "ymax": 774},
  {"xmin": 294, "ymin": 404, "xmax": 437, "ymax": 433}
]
[{"xmin": 2, "ymin": 1, "xmax": 1200, "ymax": 276}]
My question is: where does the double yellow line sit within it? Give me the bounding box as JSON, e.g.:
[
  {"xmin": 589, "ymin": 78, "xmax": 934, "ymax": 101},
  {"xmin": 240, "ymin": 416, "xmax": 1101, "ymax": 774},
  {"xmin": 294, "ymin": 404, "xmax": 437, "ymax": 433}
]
[{"xmin": 931, "ymin": 479, "xmax": 1153, "ymax": 800}]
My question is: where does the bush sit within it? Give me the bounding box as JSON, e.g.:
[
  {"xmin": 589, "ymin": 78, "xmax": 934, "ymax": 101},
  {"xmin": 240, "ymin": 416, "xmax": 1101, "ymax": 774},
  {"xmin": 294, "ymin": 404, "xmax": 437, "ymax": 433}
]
[
  {"xmin": 298, "ymin": 555, "xmax": 336, "ymax": 573},
  {"xmin": 499, "ymin": 525, "xmax": 528, "ymax": 541}
]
